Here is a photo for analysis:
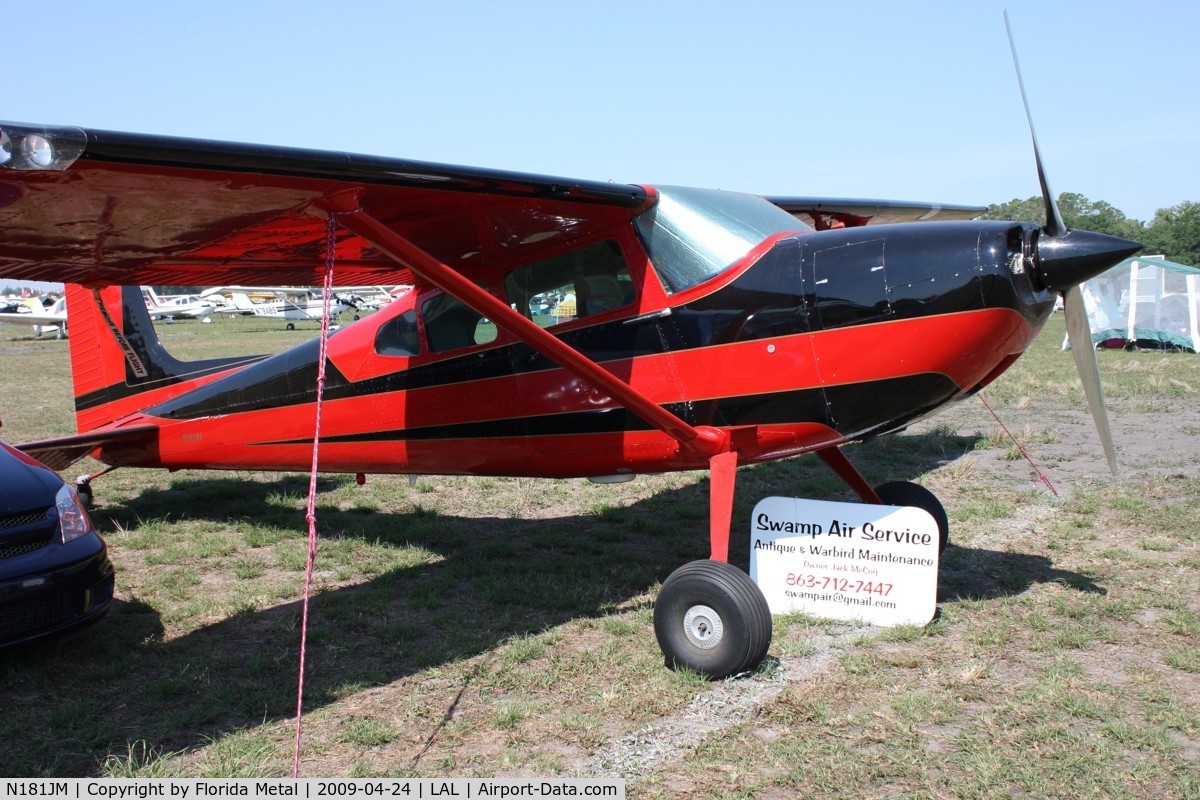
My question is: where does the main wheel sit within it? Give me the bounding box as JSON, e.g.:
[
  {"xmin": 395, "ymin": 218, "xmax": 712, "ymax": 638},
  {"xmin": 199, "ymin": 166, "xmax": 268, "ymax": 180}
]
[
  {"xmin": 74, "ymin": 479, "xmax": 94, "ymax": 509},
  {"xmin": 875, "ymin": 480, "xmax": 949, "ymax": 553},
  {"xmin": 654, "ymin": 559, "xmax": 772, "ymax": 679}
]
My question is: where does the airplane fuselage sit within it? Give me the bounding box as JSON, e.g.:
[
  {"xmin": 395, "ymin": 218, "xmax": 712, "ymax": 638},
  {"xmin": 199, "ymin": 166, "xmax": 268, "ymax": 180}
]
[{"xmin": 87, "ymin": 207, "xmax": 1055, "ymax": 479}]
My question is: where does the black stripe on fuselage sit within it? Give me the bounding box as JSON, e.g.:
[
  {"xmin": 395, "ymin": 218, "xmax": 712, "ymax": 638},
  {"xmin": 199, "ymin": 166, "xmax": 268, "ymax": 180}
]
[
  {"xmin": 136, "ymin": 223, "xmax": 1046, "ymax": 422},
  {"xmin": 74, "ymin": 354, "xmax": 270, "ymax": 411},
  {"xmin": 142, "ymin": 302, "xmax": 687, "ymax": 421},
  {"xmin": 74, "ymin": 286, "xmax": 270, "ymax": 412},
  {"xmin": 251, "ymin": 373, "xmax": 961, "ymax": 447},
  {"xmin": 141, "ymin": 239, "xmax": 818, "ymax": 421}
]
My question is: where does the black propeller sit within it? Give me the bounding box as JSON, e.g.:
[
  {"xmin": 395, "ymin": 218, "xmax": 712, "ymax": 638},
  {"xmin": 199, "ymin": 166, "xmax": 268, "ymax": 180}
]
[{"xmin": 1004, "ymin": 11, "xmax": 1141, "ymax": 476}]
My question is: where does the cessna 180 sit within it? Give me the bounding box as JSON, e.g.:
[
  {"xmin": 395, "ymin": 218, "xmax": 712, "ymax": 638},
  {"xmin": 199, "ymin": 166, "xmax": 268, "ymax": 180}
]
[{"xmin": 0, "ymin": 39, "xmax": 1139, "ymax": 675}]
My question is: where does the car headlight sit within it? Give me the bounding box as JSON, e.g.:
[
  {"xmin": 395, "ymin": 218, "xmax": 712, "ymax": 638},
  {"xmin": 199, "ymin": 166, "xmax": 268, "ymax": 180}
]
[{"xmin": 55, "ymin": 483, "xmax": 93, "ymax": 543}]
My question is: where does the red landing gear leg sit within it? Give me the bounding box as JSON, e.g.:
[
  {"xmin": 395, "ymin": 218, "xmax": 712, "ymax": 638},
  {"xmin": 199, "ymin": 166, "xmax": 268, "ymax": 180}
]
[
  {"xmin": 817, "ymin": 446, "xmax": 882, "ymax": 504},
  {"xmin": 707, "ymin": 450, "xmax": 738, "ymax": 563},
  {"xmin": 74, "ymin": 465, "xmax": 118, "ymax": 509},
  {"xmin": 654, "ymin": 448, "xmax": 772, "ymax": 679}
]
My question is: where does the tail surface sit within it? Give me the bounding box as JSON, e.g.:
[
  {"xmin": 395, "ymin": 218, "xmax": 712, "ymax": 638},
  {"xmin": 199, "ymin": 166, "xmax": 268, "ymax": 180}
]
[
  {"xmin": 65, "ymin": 285, "xmax": 265, "ymax": 432},
  {"xmin": 141, "ymin": 285, "xmax": 162, "ymax": 309}
]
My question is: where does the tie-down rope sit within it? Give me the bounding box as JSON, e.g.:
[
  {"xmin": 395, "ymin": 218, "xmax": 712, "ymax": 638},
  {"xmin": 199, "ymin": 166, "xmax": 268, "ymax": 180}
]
[
  {"xmin": 292, "ymin": 214, "xmax": 341, "ymax": 777},
  {"xmin": 978, "ymin": 393, "xmax": 1058, "ymax": 497}
]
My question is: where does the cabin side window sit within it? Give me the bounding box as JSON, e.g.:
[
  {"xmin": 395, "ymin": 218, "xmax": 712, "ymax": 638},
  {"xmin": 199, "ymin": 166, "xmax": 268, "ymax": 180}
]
[
  {"xmin": 503, "ymin": 240, "xmax": 634, "ymax": 329},
  {"xmin": 421, "ymin": 291, "xmax": 499, "ymax": 354},
  {"xmin": 374, "ymin": 309, "xmax": 421, "ymax": 357}
]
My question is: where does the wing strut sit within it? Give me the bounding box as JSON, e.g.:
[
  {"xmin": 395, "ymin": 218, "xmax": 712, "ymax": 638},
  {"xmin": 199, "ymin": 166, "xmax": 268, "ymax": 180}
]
[{"xmin": 317, "ymin": 194, "xmax": 729, "ymax": 459}]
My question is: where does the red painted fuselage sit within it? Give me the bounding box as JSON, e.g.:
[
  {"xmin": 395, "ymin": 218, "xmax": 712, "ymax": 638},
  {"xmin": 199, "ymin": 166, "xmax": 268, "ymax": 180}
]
[{"xmin": 68, "ymin": 207, "xmax": 1054, "ymax": 480}]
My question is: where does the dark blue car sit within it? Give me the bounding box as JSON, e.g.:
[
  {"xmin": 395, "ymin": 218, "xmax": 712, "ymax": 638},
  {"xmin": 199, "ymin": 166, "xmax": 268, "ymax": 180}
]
[{"xmin": 0, "ymin": 440, "xmax": 114, "ymax": 647}]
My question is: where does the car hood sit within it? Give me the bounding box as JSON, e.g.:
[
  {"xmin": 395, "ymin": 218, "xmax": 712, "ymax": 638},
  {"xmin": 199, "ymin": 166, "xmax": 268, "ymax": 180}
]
[{"xmin": 0, "ymin": 442, "xmax": 62, "ymax": 515}]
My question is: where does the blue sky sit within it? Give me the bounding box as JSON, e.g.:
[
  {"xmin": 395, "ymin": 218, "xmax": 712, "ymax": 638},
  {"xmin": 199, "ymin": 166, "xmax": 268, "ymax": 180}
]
[{"xmin": 3, "ymin": 1, "xmax": 1196, "ymax": 228}]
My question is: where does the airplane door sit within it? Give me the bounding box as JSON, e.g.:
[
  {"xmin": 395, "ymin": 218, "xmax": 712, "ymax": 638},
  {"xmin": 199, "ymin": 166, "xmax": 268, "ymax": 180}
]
[
  {"xmin": 807, "ymin": 236, "xmax": 891, "ymax": 330},
  {"xmin": 510, "ymin": 315, "xmax": 684, "ymax": 455},
  {"xmin": 507, "ymin": 240, "xmax": 683, "ymax": 456},
  {"xmin": 804, "ymin": 235, "xmax": 896, "ymax": 439}
]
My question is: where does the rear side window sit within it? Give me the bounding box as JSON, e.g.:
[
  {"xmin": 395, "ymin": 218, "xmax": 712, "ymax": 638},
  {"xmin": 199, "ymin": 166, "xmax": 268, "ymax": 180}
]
[
  {"xmin": 421, "ymin": 292, "xmax": 499, "ymax": 353},
  {"xmin": 374, "ymin": 309, "xmax": 420, "ymax": 356}
]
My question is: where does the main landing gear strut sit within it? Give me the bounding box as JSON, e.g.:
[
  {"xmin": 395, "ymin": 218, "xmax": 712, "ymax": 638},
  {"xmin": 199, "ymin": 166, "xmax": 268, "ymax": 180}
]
[
  {"xmin": 654, "ymin": 451, "xmax": 772, "ymax": 679},
  {"xmin": 652, "ymin": 445, "xmax": 949, "ymax": 679},
  {"xmin": 73, "ymin": 465, "xmax": 119, "ymax": 509},
  {"xmin": 317, "ymin": 201, "xmax": 948, "ymax": 679}
]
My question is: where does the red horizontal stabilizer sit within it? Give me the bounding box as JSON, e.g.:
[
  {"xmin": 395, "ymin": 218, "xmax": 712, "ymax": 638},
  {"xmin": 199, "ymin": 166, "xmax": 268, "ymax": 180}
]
[{"xmin": 17, "ymin": 425, "xmax": 158, "ymax": 472}]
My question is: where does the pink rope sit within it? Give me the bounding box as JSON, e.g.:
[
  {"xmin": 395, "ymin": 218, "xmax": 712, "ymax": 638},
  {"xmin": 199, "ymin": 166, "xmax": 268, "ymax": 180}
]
[
  {"xmin": 978, "ymin": 393, "xmax": 1058, "ymax": 497},
  {"xmin": 292, "ymin": 215, "xmax": 340, "ymax": 777}
]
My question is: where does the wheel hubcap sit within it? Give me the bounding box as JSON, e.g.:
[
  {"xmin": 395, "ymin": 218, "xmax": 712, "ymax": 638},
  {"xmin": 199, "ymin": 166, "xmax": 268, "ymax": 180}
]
[{"xmin": 683, "ymin": 604, "xmax": 724, "ymax": 649}]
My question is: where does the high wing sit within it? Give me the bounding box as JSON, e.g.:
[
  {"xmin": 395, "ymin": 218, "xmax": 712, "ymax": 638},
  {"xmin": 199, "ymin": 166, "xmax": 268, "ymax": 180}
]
[
  {"xmin": 0, "ymin": 122, "xmax": 991, "ymax": 291},
  {"xmin": 0, "ymin": 309, "xmax": 66, "ymax": 328},
  {"xmin": 0, "ymin": 122, "xmax": 649, "ymax": 288},
  {"xmin": 0, "ymin": 296, "xmax": 67, "ymax": 328},
  {"xmin": 766, "ymin": 197, "xmax": 985, "ymax": 230}
]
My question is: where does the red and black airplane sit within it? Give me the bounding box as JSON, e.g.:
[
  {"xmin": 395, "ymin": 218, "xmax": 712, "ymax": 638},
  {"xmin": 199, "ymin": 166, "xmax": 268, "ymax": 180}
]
[{"xmin": 0, "ymin": 99, "xmax": 1138, "ymax": 677}]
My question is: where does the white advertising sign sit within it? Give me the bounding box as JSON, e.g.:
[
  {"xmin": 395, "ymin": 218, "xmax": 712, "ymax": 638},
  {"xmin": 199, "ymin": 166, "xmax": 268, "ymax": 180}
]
[{"xmin": 749, "ymin": 496, "xmax": 939, "ymax": 626}]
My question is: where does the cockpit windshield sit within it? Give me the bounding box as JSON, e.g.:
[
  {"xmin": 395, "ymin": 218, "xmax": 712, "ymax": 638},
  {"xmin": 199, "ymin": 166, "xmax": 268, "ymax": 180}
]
[{"xmin": 634, "ymin": 186, "xmax": 808, "ymax": 293}]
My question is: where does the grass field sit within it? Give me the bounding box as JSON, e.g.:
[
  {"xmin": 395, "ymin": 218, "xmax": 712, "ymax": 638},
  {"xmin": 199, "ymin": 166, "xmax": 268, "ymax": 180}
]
[{"xmin": 0, "ymin": 312, "xmax": 1197, "ymax": 796}]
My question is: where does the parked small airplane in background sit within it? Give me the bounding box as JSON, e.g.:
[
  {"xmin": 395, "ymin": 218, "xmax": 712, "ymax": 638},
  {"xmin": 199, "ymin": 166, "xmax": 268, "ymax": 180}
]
[
  {"xmin": 199, "ymin": 286, "xmax": 352, "ymax": 329},
  {"xmin": 333, "ymin": 285, "xmax": 408, "ymax": 313},
  {"xmin": 0, "ymin": 295, "xmax": 69, "ymax": 338},
  {"xmin": 0, "ymin": 22, "xmax": 1140, "ymax": 677},
  {"xmin": 142, "ymin": 286, "xmax": 220, "ymax": 322}
]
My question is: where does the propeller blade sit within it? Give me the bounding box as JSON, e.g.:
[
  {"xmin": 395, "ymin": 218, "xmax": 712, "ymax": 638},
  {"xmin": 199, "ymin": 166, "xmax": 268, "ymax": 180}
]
[
  {"xmin": 1063, "ymin": 286, "xmax": 1119, "ymax": 475},
  {"xmin": 1006, "ymin": 13, "xmax": 1140, "ymax": 293},
  {"xmin": 1004, "ymin": 10, "xmax": 1066, "ymax": 237},
  {"xmin": 1007, "ymin": 11, "xmax": 1128, "ymax": 477}
]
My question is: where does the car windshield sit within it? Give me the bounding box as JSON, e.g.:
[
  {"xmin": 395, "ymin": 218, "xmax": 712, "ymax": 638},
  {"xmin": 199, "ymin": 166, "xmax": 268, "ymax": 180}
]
[{"xmin": 634, "ymin": 185, "xmax": 808, "ymax": 293}]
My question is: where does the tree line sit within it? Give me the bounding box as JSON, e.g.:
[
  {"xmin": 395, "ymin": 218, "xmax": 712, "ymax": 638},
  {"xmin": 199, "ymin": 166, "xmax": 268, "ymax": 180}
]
[{"xmin": 982, "ymin": 195, "xmax": 1199, "ymax": 267}]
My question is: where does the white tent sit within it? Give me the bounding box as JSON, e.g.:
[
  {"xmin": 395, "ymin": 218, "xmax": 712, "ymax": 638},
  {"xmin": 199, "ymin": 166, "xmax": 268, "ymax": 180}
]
[{"xmin": 1067, "ymin": 256, "xmax": 1200, "ymax": 352}]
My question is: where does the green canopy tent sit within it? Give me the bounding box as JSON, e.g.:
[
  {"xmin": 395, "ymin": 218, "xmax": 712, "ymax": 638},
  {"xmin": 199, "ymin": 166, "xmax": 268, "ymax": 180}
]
[{"xmin": 1070, "ymin": 256, "xmax": 1200, "ymax": 352}]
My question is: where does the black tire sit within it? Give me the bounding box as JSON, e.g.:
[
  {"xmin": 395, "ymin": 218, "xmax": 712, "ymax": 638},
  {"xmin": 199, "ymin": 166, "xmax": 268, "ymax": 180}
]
[
  {"xmin": 286, "ymin": 322, "xmax": 296, "ymax": 331},
  {"xmin": 654, "ymin": 559, "xmax": 772, "ymax": 679},
  {"xmin": 875, "ymin": 480, "xmax": 949, "ymax": 553}
]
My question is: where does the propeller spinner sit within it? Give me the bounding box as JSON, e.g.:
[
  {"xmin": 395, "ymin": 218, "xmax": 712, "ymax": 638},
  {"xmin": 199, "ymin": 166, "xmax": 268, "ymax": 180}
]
[{"xmin": 1004, "ymin": 12, "xmax": 1140, "ymax": 477}]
